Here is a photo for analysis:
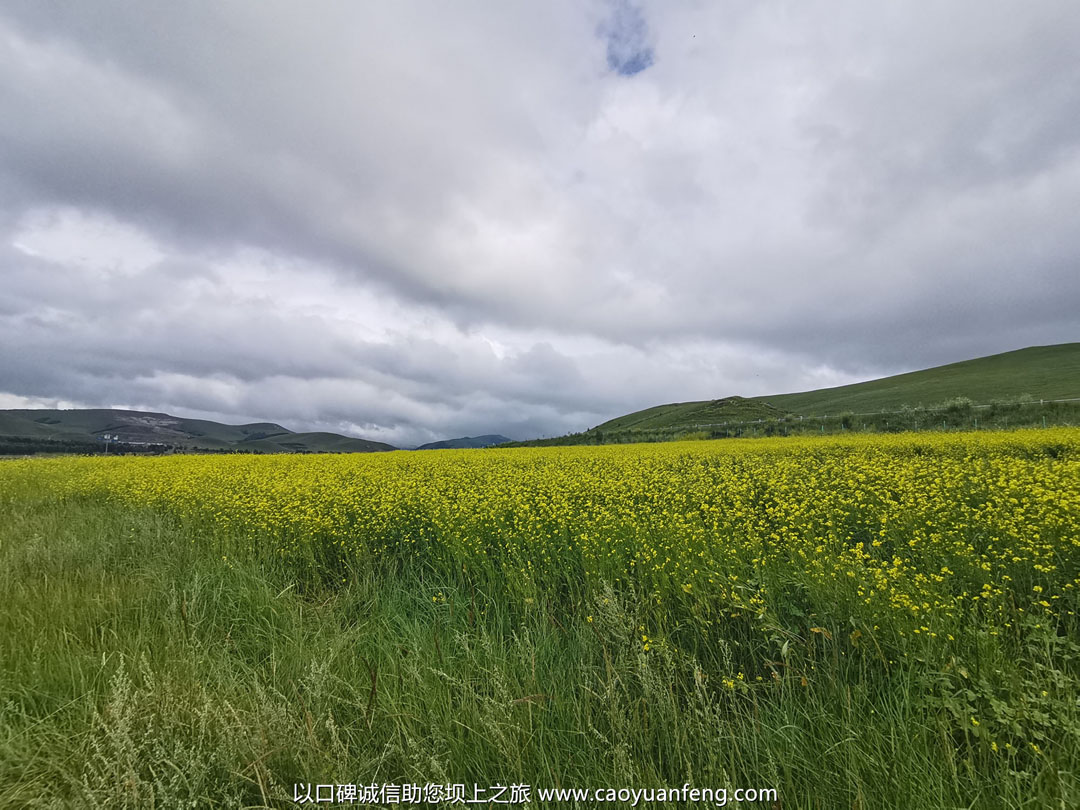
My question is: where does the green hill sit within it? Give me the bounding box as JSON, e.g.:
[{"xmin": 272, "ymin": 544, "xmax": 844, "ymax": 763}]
[
  {"xmin": 593, "ymin": 397, "xmax": 786, "ymax": 433},
  {"xmin": 415, "ymin": 435, "xmax": 512, "ymax": 450},
  {"xmin": 263, "ymin": 432, "xmax": 396, "ymax": 454},
  {"xmin": 599, "ymin": 344, "xmax": 1079, "ymax": 430},
  {"xmin": 0, "ymin": 408, "xmax": 397, "ymax": 454},
  {"xmin": 756, "ymin": 343, "xmax": 1080, "ymax": 415},
  {"xmin": 506, "ymin": 343, "xmax": 1080, "ymax": 447}
]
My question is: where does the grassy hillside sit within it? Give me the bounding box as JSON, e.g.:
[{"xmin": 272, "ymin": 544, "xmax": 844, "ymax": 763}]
[
  {"xmin": 0, "ymin": 408, "xmax": 396, "ymax": 454},
  {"xmin": 758, "ymin": 343, "xmax": 1080, "ymax": 416},
  {"xmin": 588, "ymin": 343, "xmax": 1079, "ymax": 435},
  {"xmin": 0, "ymin": 412, "xmax": 75, "ymax": 439},
  {"xmin": 267, "ymin": 432, "xmax": 396, "ymax": 453},
  {"xmin": 594, "ymin": 396, "xmax": 787, "ymax": 432}
]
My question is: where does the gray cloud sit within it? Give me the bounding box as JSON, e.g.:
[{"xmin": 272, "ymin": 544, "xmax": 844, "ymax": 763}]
[{"xmin": 0, "ymin": 1, "xmax": 1077, "ymax": 446}]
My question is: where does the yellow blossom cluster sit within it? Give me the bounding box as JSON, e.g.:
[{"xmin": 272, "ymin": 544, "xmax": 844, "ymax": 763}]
[{"xmin": 2, "ymin": 429, "xmax": 1077, "ymax": 641}]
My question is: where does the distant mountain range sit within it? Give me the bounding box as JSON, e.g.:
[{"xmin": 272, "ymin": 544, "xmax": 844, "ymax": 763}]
[
  {"xmin": 4, "ymin": 343, "xmax": 1076, "ymax": 455},
  {"xmin": 0, "ymin": 409, "xmax": 396, "ymax": 454},
  {"xmin": 415, "ymin": 434, "xmax": 511, "ymax": 450},
  {"xmin": 0, "ymin": 407, "xmax": 518, "ymax": 456}
]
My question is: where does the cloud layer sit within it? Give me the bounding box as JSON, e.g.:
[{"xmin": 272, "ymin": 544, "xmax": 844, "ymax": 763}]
[{"xmin": 1, "ymin": 1, "xmax": 1077, "ymax": 445}]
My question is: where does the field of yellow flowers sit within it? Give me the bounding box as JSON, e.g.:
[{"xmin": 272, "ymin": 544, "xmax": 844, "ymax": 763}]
[
  {"xmin": 5, "ymin": 429, "xmax": 1078, "ymax": 642},
  {"xmin": 1, "ymin": 429, "xmax": 1078, "ymax": 807}
]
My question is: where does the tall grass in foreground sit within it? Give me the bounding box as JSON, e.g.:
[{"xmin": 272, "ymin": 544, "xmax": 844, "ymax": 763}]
[{"xmin": 1, "ymin": 431, "xmax": 1079, "ymax": 808}]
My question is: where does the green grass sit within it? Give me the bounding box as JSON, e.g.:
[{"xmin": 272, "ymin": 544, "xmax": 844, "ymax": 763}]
[
  {"xmin": 600, "ymin": 343, "xmax": 1079, "ymax": 431},
  {"xmin": 1, "ymin": 492, "xmax": 1077, "ymax": 808}
]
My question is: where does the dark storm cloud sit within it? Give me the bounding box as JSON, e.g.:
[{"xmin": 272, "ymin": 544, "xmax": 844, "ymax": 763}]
[{"xmin": 0, "ymin": 1, "xmax": 1077, "ymax": 445}]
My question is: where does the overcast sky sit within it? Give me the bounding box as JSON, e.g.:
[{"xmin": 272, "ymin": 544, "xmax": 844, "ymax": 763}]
[{"xmin": 1, "ymin": 1, "xmax": 1077, "ymax": 446}]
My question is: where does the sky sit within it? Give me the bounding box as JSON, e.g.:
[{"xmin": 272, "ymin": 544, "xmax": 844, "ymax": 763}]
[{"xmin": 1, "ymin": 1, "xmax": 1078, "ymax": 447}]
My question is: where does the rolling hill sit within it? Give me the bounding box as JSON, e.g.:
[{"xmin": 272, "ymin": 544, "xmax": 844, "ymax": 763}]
[
  {"xmin": 0, "ymin": 409, "xmax": 397, "ymax": 454},
  {"xmin": 591, "ymin": 397, "xmax": 786, "ymax": 433},
  {"xmin": 591, "ymin": 343, "xmax": 1079, "ymax": 433},
  {"xmin": 757, "ymin": 343, "xmax": 1080, "ymax": 416},
  {"xmin": 503, "ymin": 343, "xmax": 1079, "ymax": 446},
  {"xmin": 5, "ymin": 344, "xmax": 1077, "ymax": 454},
  {"xmin": 415, "ymin": 434, "xmax": 512, "ymax": 450}
]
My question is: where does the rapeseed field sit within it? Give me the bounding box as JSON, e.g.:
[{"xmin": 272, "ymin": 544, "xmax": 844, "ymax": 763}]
[{"xmin": 1, "ymin": 429, "xmax": 1077, "ymax": 807}]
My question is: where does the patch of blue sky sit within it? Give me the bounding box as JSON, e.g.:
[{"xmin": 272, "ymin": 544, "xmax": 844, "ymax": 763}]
[{"xmin": 600, "ymin": 1, "xmax": 655, "ymax": 77}]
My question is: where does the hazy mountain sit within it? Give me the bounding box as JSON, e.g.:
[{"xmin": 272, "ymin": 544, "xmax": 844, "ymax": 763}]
[
  {"xmin": 414, "ymin": 435, "xmax": 512, "ymax": 450},
  {"xmin": 0, "ymin": 408, "xmax": 396, "ymax": 454}
]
